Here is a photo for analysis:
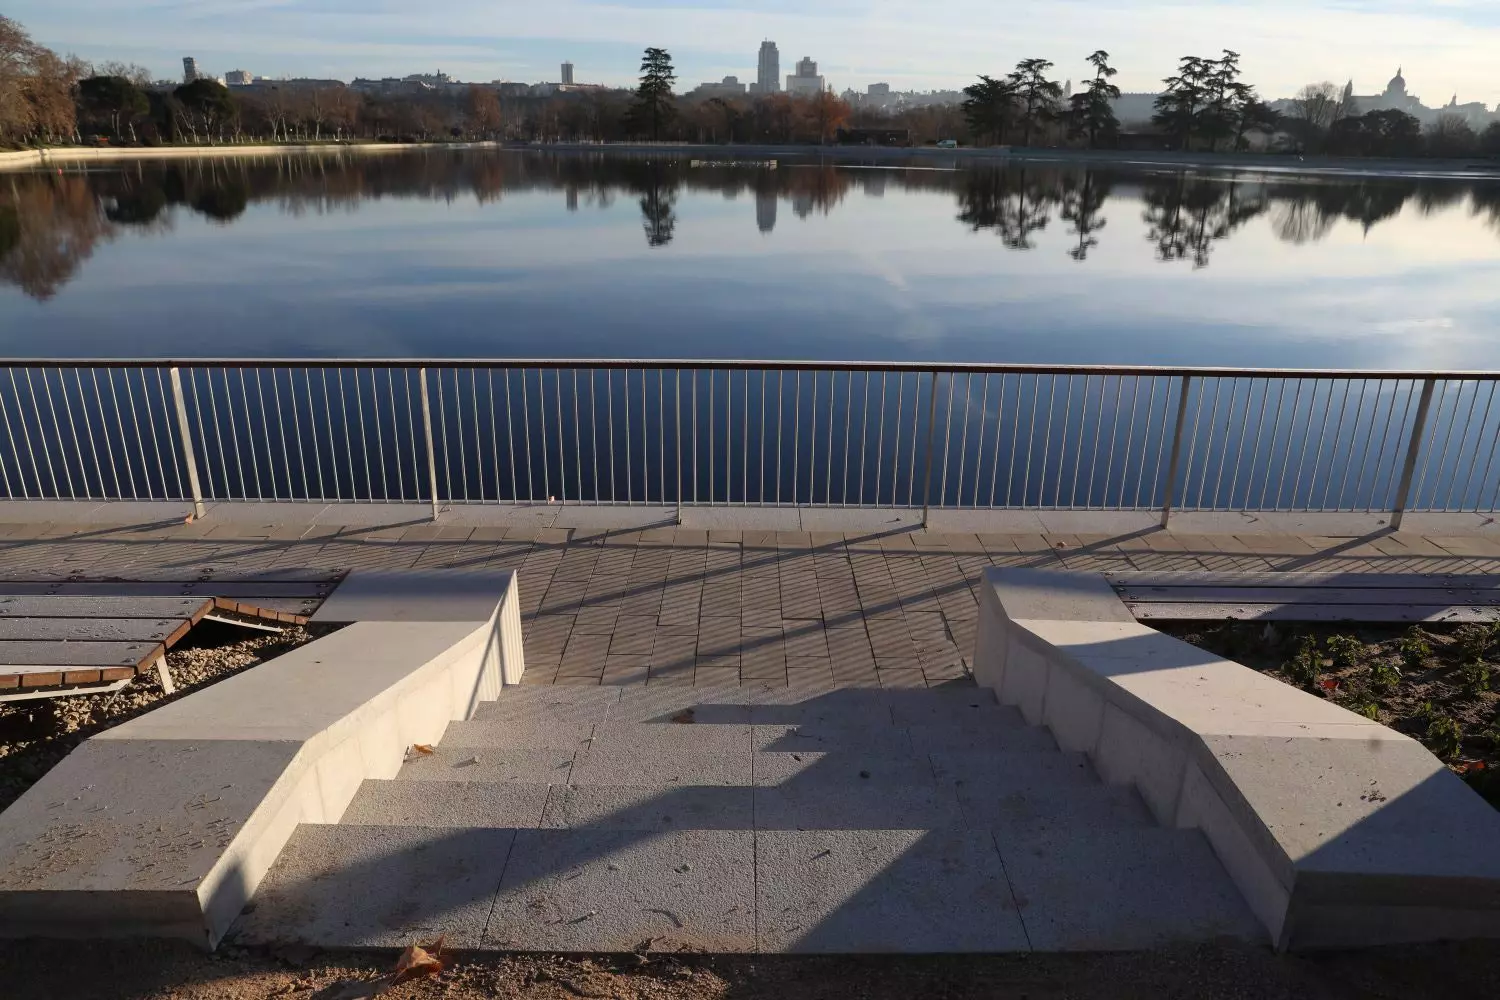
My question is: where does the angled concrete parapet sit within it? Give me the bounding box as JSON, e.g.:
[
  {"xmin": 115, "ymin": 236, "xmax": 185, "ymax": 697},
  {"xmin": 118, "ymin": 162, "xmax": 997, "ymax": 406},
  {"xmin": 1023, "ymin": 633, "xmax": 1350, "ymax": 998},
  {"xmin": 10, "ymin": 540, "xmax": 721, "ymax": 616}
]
[
  {"xmin": 973, "ymin": 568, "xmax": 1500, "ymax": 950},
  {"xmin": 0, "ymin": 570, "xmax": 524, "ymax": 948}
]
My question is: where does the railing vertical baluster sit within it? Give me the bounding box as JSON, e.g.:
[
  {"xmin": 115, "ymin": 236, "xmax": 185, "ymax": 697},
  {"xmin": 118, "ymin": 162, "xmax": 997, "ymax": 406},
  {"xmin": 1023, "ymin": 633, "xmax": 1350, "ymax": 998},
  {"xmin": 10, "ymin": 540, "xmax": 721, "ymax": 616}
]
[
  {"xmin": 675, "ymin": 369, "xmax": 683, "ymax": 521},
  {"xmin": 921, "ymin": 369, "xmax": 939, "ymax": 527},
  {"xmin": 520, "ymin": 369, "xmax": 534, "ymax": 502},
  {"xmin": 419, "ymin": 367, "xmax": 440, "ymax": 521},
  {"xmin": 1391, "ymin": 377, "xmax": 1437, "ymax": 530},
  {"xmin": 168, "ymin": 367, "xmax": 206, "ymax": 519},
  {"xmin": 1159, "ymin": 375, "xmax": 1194, "ymax": 529}
]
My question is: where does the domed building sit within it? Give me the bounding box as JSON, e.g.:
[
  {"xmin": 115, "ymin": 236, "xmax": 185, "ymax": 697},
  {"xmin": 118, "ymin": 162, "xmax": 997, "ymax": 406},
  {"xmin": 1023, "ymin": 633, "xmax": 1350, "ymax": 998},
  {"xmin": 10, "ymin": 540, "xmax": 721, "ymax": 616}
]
[{"xmin": 1348, "ymin": 68, "xmax": 1425, "ymax": 116}]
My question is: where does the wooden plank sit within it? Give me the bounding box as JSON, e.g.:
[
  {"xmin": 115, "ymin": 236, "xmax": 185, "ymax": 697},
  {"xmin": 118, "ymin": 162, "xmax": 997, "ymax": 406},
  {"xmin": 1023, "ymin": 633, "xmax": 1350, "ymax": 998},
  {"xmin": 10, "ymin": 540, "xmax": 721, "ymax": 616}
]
[
  {"xmin": 1106, "ymin": 571, "xmax": 1500, "ymax": 589},
  {"xmin": 1128, "ymin": 602, "xmax": 1500, "ymax": 623},
  {"xmin": 1118, "ymin": 586, "xmax": 1500, "ymax": 606},
  {"xmin": 213, "ymin": 597, "xmax": 310, "ymax": 625},
  {"xmin": 0, "ymin": 618, "xmax": 190, "ymax": 643},
  {"xmin": 0, "ymin": 568, "xmax": 343, "ymax": 584},
  {"xmin": 0, "ymin": 641, "xmax": 163, "ymax": 668},
  {"xmin": 0, "ymin": 597, "xmax": 211, "ymax": 620},
  {"xmin": 0, "ymin": 582, "xmax": 334, "ymax": 598}
]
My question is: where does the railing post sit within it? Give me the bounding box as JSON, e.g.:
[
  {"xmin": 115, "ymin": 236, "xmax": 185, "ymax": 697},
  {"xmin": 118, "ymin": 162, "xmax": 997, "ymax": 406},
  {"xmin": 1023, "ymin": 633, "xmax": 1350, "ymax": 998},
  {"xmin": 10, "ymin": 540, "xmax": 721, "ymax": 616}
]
[
  {"xmin": 1390, "ymin": 377, "xmax": 1437, "ymax": 531},
  {"xmin": 1159, "ymin": 374, "xmax": 1193, "ymax": 529},
  {"xmin": 167, "ymin": 367, "xmax": 206, "ymax": 520},
  {"xmin": 921, "ymin": 369, "xmax": 940, "ymax": 528},
  {"xmin": 419, "ymin": 367, "xmax": 440, "ymax": 522}
]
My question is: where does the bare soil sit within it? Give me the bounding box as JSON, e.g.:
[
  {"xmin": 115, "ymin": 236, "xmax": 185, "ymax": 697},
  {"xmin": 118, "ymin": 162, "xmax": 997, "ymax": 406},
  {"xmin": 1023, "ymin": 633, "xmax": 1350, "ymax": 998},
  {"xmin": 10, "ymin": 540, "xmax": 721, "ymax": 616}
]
[
  {"xmin": 1, "ymin": 938, "xmax": 1498, "ymax": 1000},
  {"xmin": 0, "ymin": 621, "xmax": 339, "ymax": 812},
  {"xmin": 1161, "ymin": 620, "xmax": 1500, "ymax": 807}
]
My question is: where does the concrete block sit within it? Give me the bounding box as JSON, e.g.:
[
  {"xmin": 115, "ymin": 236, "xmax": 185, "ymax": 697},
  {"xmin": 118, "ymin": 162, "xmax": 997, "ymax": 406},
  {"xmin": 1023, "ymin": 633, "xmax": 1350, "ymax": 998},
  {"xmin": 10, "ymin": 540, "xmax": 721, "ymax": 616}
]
[
  {"xmin": 540, "ymin": 785, "xmax": 754, "ymax": 831},
  {"xmin": 230, "ymin": 825, "xmax": 512, "ymax": 948},
  {"xmin": 981, "ymin": 567, "xmax": 1136, "ymax": 623},
  {"xmin": 998, "ymin": 638, "xmax": 1049, "ymax": 726},
  {"xmin": 342, "ymin": 780, "xmax": 550, "ymax": 828},
  {"xmin": 755, "ymin": 751, "xmax": 936, "ymax": 788},
  {"xmin": 393, "ymin": 748, "xmax": 575, "ymax": 784},
  {"xmin": 313, "ymin": 569, "xmax": 517, "ymax": 623},
  {"xmin": 1093, "ymin": 702, "xmax": 1186, "ymax": 824},
  {"xmin": 755, "ymin": 829, "xmax": 1028, "ymax": 952},
  {"xmin": 999, "ymin": 826, "xmax": 1264, "ymax": 950},
  {"xmin": 754, "ymin": 782, "xmax": 966, "ymax": 830},
  {"xmin": 484, "ymin": 830, "xmax": 755, "ymax": 952},
  {"xmin": 1040, "ymin": 660, "xmax": 1107, "ymax": 754}
]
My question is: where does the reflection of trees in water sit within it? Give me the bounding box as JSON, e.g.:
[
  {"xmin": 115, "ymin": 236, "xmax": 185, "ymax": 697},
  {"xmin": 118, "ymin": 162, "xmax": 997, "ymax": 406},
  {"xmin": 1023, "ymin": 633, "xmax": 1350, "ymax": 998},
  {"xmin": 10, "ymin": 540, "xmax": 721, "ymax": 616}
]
[
  {"xmin": 956, "ymin": 168, "xmax": 1061, "ymax": 250},
  {"xmin": 4, "ymin": 151, "xmax": 1499, "ymax": 299},
  {"xmin": 1060, "ymin": 172, "xmax": 1111, "ymax": 261},
  {"xmin": 1141, "ymin": 175, "xmax": 1267, "ymax": 268},
  {"xmin": 0, "ymin": 175, "xmax": 116, "ymax": 300}
]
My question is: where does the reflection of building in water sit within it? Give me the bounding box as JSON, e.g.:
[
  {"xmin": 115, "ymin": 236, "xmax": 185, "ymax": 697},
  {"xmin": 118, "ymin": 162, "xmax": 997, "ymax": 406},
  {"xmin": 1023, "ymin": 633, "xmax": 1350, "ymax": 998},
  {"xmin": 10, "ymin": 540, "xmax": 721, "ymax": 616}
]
[
  {"xmin": 566, "ymin": 188, "xmax": 578, "ymax": 211},
  {"xmin": 756, "ymin": 187, "xmax": 777, "ymax": 233}
]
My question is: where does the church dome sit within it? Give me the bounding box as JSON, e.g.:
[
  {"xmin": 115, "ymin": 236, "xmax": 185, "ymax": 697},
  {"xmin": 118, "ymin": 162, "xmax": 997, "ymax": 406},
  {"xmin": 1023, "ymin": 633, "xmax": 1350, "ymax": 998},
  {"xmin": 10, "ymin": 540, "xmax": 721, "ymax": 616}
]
[{"xmin": 1386, "ymin": 67, "xmax": 1406, "ymax": 95}]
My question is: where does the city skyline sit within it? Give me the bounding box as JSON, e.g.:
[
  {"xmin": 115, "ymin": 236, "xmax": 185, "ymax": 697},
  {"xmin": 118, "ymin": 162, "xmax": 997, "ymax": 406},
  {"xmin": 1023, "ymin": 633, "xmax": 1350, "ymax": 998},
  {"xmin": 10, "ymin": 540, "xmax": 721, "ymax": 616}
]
[{"xmin": 7, "ymin": 0, "xmax": 1500, "ymax": 108}]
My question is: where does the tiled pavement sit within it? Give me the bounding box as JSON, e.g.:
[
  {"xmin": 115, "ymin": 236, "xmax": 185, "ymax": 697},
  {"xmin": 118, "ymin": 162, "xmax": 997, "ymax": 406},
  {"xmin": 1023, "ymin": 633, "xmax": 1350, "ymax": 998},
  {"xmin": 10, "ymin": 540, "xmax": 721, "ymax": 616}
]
[{"xmin": 5, "ymin": 513, "xmax": 1500, "ymax": 688}]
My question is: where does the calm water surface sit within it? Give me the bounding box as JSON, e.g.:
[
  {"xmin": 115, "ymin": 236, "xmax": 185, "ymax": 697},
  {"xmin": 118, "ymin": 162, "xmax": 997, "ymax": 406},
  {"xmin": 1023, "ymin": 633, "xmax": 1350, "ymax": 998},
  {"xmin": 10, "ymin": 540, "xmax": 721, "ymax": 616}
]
[{"xmin": 1, "ymin": 150, "xmax": 1498, "ymax": 367}]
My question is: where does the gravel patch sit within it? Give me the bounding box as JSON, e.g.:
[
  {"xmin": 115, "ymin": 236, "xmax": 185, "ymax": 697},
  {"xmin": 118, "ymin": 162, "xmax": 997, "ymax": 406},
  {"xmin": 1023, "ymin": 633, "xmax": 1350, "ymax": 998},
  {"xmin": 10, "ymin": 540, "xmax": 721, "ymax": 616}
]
[{"xmin": 0, "ymin": 621, "xmax": 339, "ymax": 812}]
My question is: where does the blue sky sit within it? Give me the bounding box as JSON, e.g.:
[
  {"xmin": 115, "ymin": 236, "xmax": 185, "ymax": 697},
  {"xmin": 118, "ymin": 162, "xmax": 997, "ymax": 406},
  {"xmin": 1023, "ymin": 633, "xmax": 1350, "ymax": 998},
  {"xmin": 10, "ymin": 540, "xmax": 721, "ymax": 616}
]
[{"xmin": 9, "ymin": 0, "xmax": 1499, "ymax": 106}]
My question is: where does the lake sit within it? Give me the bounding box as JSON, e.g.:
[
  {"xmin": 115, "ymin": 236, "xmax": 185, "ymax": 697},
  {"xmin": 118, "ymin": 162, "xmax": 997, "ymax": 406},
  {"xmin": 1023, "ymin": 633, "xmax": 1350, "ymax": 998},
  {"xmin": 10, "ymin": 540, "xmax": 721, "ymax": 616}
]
[{"xmin": 1, "ymin": 150, "xmax": 1498, "ymax": 369}]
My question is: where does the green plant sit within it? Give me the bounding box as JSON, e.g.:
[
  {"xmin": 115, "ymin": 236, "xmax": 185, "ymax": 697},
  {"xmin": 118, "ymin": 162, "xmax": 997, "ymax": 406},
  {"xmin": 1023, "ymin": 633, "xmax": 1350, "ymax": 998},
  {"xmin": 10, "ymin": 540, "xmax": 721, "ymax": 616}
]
[
  {"xmin": 1325, "ymin": 634, "xmax": 1364, "ymax": 671},
  {"xmin": 1459, "ymin": 660, "xmax": 1494, "ymax": 696},
  {"xmin": 1350, "ymin": 700, "xmax": 1380, "ymax": 721},
  {"xmin": 1425, "ymin": 714, "xmax": 1464, "ymax": 760},
  {"xmin": 1397, "ymin": 627, "xmax": 1432, "ymax": 671},
  {"xmin": 1284, "ymin": 636, "xmax": 1322, "ymax": 687},
  {"xmin": 1369, "ymin": 660, "xmax": 1402, "ymax": 694},
  {"xmin": 1456, "ymin": 622, "xmax": 1500, "ymax": 663}
]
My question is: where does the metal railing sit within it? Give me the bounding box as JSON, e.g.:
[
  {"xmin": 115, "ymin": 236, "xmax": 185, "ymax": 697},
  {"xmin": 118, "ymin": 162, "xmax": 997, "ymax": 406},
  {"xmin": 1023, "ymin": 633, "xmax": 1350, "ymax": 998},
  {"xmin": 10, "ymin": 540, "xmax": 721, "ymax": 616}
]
[{"xmin": 2, "ymin": 360, "xmax": 1497, "ymax": 527}]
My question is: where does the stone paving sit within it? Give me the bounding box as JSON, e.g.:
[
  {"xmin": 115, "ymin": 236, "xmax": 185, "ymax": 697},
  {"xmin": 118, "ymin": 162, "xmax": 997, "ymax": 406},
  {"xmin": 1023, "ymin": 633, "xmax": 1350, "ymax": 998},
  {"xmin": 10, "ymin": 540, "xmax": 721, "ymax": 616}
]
[{"xmin": 4, "ymin": 508, "xmax": 1500, "ymax": 689}]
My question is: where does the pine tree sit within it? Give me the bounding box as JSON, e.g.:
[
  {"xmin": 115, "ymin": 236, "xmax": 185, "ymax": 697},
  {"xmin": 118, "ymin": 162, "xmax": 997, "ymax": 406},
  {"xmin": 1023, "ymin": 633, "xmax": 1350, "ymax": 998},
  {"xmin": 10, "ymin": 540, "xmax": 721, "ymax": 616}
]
[
  {"xmin": 1068, "ymin": 50, "xmax": 1121, "ymax": 149},
  {"xmin": 630, "ymin": 47, "xmax": 676, "ymax": 141}
]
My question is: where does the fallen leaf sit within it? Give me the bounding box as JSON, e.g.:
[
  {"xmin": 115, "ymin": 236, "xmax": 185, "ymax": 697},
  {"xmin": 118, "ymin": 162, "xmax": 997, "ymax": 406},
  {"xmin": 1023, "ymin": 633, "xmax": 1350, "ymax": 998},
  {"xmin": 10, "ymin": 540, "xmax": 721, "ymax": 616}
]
[
  {"xmin": 410, "ymin": 744, "xmax": 435, "ymax": 756},
  {"xmin": 391, "ymin": 935, "xmax": 446, "ymax": 985},
  {"xmin": 670, "ymin": 709, "xmax": 695, "ymax": 724},
  {"xmin": 1320, "ymin": 679, "xmax": 1339, "ymax": 691}
]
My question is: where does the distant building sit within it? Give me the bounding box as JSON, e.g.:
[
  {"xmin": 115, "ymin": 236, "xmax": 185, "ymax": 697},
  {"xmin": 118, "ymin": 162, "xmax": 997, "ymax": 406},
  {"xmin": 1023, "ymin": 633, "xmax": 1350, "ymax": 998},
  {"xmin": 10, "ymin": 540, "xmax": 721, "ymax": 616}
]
[
  {"xmin": 561, "ymin": 62, "xmax": 574, "ymax": 86},
  {"xmin": 224, "ymin": 70, "xmax": 254, "ymax": 86},
  {"xmin": 1337, "ymin": 69, "xmax": 1495, "ymax": 126},
  {"xmin": 755, "ymin": 41, "xmax": 780, "ymax": 95},
  {"xmin": 691, "ymin": 76, "xmax": 748, "ymax": 100},
  {"xmin": 786, "ymin": 56, "xmax": 824, "ymax": 97},
  {"xmin": 868, "ymin": 83, "xmax": 891, "ymax": 97},
  {"xmin": 1109, "ymin": 93, "xmax": 1161, "ymax": 127},
  {"xmin": 182, "ymin": 57, "xmax": 200, "ymax": 84}
]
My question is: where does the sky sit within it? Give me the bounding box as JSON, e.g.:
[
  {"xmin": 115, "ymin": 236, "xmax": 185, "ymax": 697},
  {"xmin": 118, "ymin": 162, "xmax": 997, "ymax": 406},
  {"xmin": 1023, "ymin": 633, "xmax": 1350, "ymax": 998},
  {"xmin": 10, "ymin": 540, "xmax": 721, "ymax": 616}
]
[{"xmin": 8, "ymin": 0, "xmax": 1500, "ymax": 107}]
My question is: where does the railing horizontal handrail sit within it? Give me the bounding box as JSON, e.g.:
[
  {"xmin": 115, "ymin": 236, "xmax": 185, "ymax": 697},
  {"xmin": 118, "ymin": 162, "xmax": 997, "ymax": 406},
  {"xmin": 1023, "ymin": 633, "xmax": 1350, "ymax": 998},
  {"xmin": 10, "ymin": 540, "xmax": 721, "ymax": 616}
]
[{"xmin": 3, "ymin": 359, "xmax": 1500, "ymax": 380}]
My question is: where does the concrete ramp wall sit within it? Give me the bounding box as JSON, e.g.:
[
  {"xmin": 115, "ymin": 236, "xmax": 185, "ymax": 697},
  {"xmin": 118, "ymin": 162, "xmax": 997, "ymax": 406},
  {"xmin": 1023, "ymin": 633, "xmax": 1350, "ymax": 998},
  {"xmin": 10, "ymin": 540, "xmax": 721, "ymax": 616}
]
[{"xmin": 973, "ymin": 568, "xmax": 1500, "ymax": 950}]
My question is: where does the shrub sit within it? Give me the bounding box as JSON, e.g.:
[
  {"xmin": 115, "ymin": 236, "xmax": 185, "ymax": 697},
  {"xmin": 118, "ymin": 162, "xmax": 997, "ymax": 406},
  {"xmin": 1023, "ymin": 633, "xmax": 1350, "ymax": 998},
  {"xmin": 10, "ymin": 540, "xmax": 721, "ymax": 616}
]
[
  {"xmin": 1456, "ymin": 623, "xmax": 1499, "ymax": 663},
  {"xmin": 1284, "ymin": 637, "xmax": 1322, "ymax": 688},
  {"xmin": 1350, "ymin": 700, "xmax": 1380, "ymax": 720},
  {"xmin": 1397, "ymin": 627, "xmax": 1432, "ymax": 671},
  {"xmin": 1325, "ymin": 634, "xmax": 1365, "ymax": 671},
  {"xmin": 1425, "ymin": 714, "xmax": 1464, "ymax": 759},
  {"xmin": 1369, "ymin": 660, "xmax": 1402, "ymax": 694},
  {"xmin": 1460, "ymin": 660, "xmax": 1494, "ymax": 696}
]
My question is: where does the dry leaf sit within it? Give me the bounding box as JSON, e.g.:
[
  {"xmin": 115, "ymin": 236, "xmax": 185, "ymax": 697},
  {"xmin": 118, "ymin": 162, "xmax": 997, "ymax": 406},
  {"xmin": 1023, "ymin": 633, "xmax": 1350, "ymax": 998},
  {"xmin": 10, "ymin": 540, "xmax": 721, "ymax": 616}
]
[
  {"xmin": 410, "ymin": 744, "xmax": 435, "ymax": 756},
  {"xmin": 670, "ymin": 709, "xmax": 695, "ymax": 724},
  {"xmin": 391, "ymin": 935, "xmax": 446, "ymax": 985}
]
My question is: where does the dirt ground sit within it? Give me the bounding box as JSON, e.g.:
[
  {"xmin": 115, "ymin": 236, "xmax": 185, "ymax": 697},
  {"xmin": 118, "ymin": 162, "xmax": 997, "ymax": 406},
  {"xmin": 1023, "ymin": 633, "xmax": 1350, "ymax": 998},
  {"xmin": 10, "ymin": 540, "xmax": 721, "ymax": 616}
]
[
  {"xmin": 1, "ymin": 938, "xmax": 1498, "ymax": 1000},
  {"xmin": 0, "ymin": 621, "xmax": 336, "ymax": 812},
  {"xmin": 1162, "ymin": 620, "xmax": 1500, "ymax": 807}
]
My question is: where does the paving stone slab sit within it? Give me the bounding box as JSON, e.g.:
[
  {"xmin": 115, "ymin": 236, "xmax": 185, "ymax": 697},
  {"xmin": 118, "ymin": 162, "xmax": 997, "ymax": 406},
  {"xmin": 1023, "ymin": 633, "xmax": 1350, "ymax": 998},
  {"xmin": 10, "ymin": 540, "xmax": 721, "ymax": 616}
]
[
  {"xmin": 755, "ymin": 829, "xmax": 1027, "ymax": 952},
  {"xmin": 754, "ymin": 751, "xmax": 936, "ymax": 788},
  {"xmin": 754, "ymin": 782, "xmax": 966, "ymax": 830},
  {"xmin": 570, "ymin": 747, "xmax": 752, "ymax": 787},
  {"xmin": 483, "ymin": 829, "xmax": 755, "ymax": 952},
  {"xmin": 956, "ymin": 784, "xmax": 1153, "ymax": 835},
  {"xmin": 930, "ymin": 751, "xmax": 1098, "ymax": 794},
  {"xmin": 393, "ymin": 748, "xmax": 576, "ymax": 784},
  {"xmin": 231, "ymin": 825, "xmax": 513, "ymax": 948},
  {"xmin": 540, "ymin": 785, "xmax": 755, "ymax": 831},
  {"xmin": 608, "ymin": 684, "xmax": 753, "ymax": 724},
  {"xmin": 585, "ymin": 723, "xmax": 751, "ymax": 757},
  {"xmin": 752, "ymin": 724, "xmax": 913, "ymax": 754},
  {"xmin": 342, "ymin": 780, "xmax": 550, "ymax": 828},
  {"xmin": 437, "ymin": 720, "xmax": 597, "ymax": 750},
  {"xmin": 998, "ymin": 827, "xmax": 1263, "ymax": 950},
  {"xmin": 905, "ymin": 723, "xmax": 1058, "ymax": 755}
]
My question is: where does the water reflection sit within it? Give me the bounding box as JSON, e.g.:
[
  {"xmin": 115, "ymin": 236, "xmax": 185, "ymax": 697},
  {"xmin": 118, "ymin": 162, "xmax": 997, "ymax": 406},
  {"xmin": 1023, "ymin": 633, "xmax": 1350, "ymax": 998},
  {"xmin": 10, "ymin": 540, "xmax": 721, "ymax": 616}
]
[{"xmin": 1, "ymin": 151, "xmax": 1498, "ymax": 307}]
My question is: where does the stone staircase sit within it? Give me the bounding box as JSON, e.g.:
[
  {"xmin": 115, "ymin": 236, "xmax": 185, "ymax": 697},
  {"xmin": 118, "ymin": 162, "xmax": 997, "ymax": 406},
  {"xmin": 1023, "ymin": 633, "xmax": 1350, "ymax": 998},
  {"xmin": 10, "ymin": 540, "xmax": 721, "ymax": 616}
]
[{"xmin": 231, "ymin": 684, "xmax": 1263, "ymax": 953}]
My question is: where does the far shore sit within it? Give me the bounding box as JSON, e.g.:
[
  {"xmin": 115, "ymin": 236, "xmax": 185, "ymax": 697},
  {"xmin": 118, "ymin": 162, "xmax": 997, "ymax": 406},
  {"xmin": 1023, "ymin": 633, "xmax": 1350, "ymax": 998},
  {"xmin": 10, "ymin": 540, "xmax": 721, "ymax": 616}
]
[{"xmin": 2, "ymin": 138, "xmax": 1497, "ymax": 180}]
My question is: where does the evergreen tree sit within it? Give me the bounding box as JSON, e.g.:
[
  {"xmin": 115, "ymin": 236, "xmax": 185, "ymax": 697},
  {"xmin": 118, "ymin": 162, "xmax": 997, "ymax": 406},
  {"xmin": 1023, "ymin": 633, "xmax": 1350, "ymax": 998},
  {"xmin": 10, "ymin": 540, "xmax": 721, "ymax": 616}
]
[
  {"xmin": 1067, "ymin": 50, "xmax": 1120, "ymax": 148},
  {"xmin": 629, "ymin": 47, "xmax": 676, "ymax": 141},
  {"xmin": 961, "ymin": 75, "xmax": 1017, "ymax": 146},
  {"xmin": 1008, "ymin": 58, "xmax": 1062, "ymax": 146},
  {"xmin": 1153, "ymin": 56, "xmax": 1210, "ymax": 150}
]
